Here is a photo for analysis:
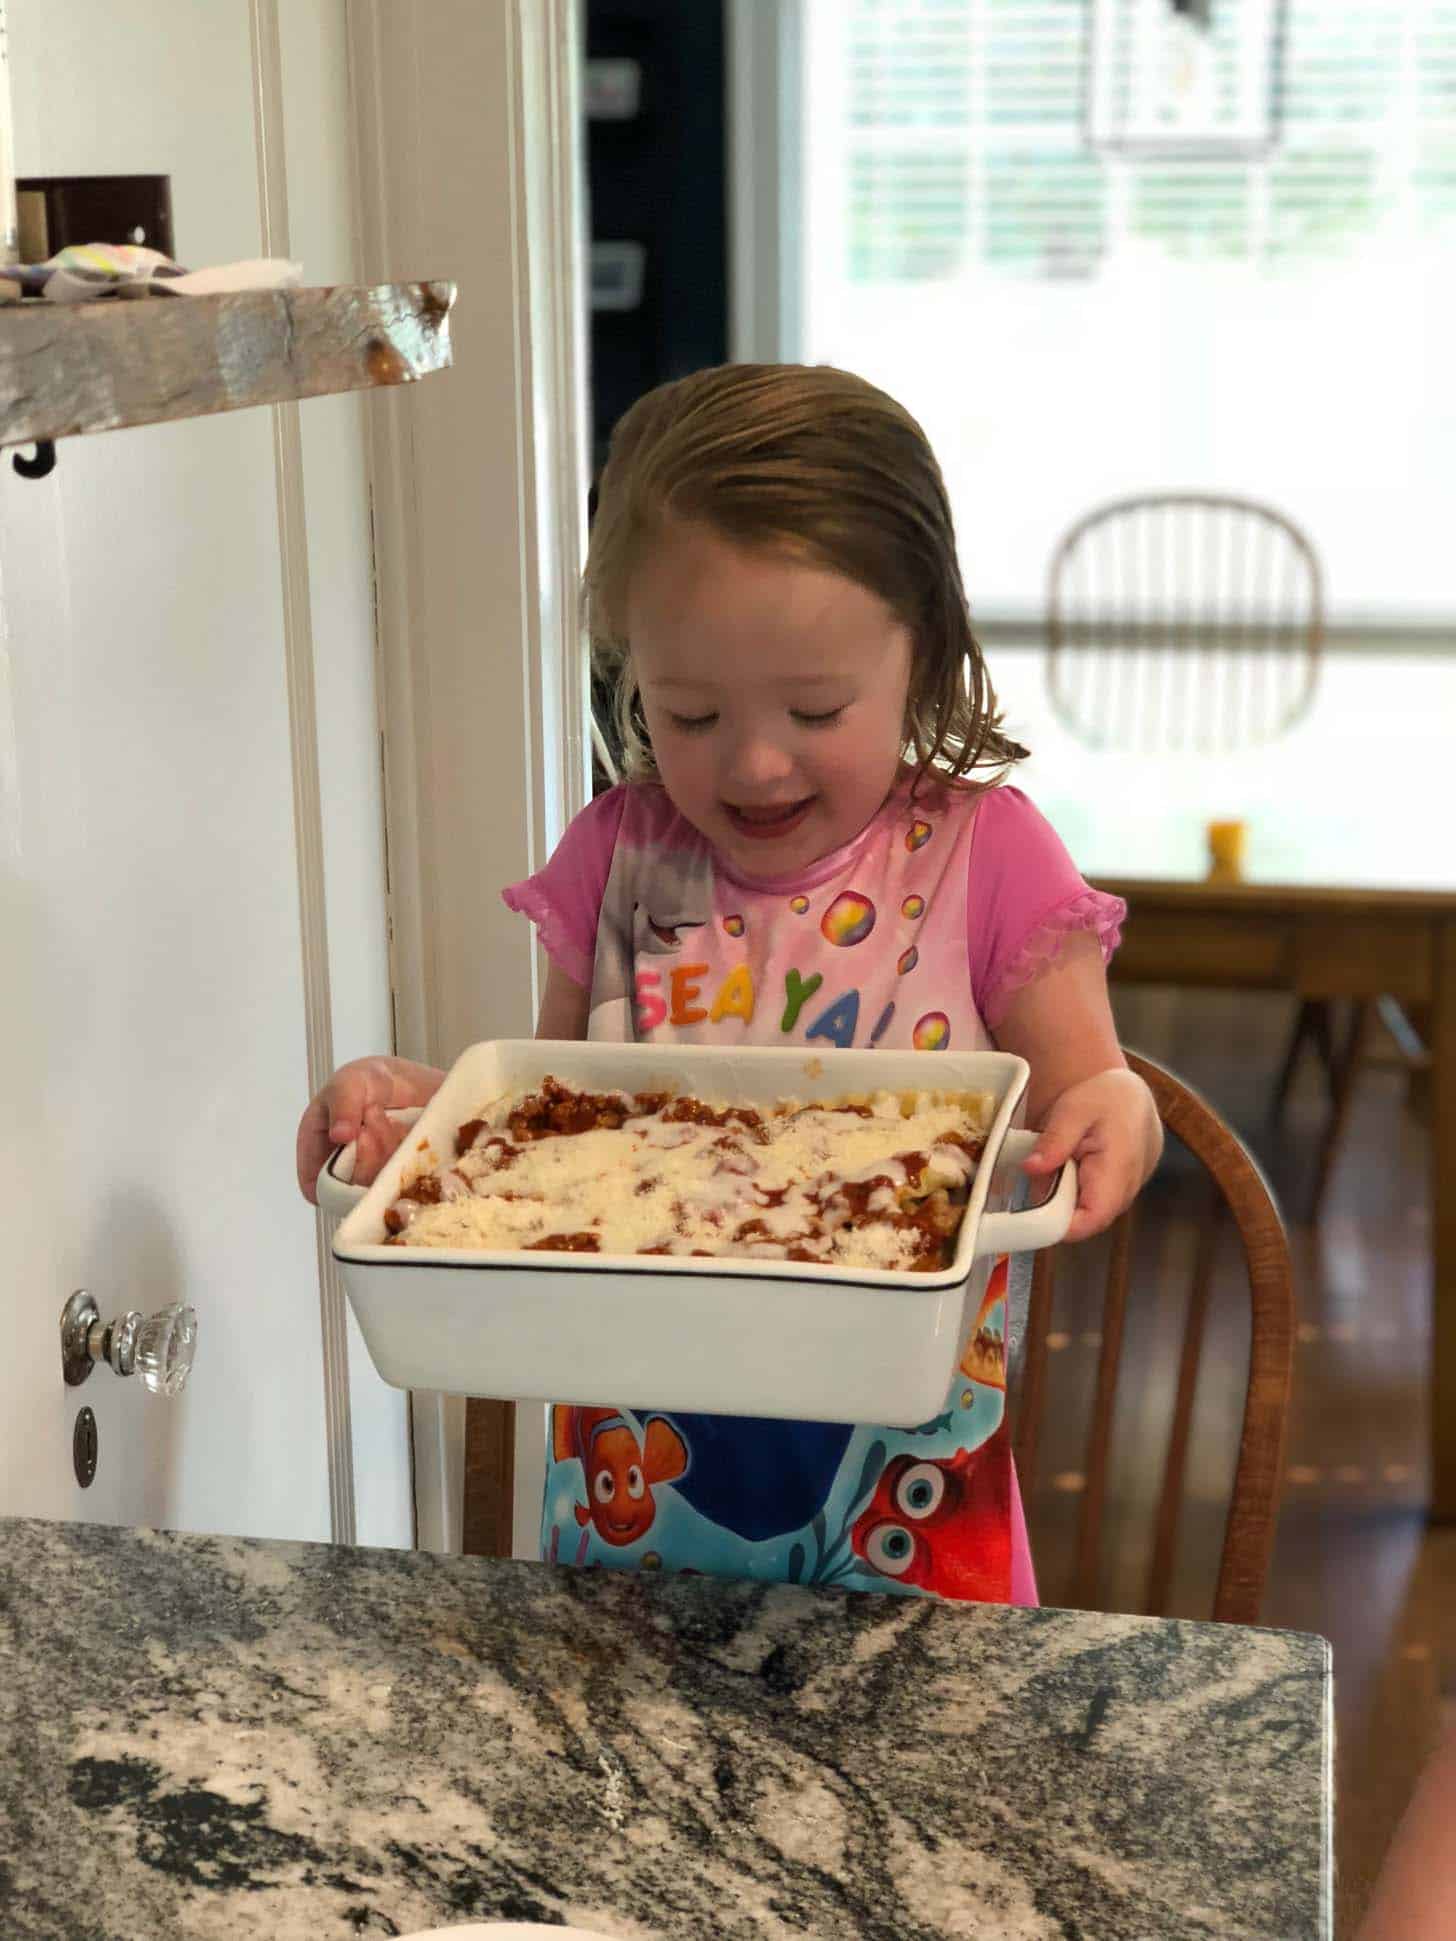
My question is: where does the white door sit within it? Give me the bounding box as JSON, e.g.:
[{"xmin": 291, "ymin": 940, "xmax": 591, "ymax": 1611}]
[{"xmin": 0, "ymin": 1, "xmax": 411, "ymax": 1544}]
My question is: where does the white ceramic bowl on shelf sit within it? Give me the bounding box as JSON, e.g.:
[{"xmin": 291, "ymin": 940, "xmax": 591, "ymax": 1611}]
[{"xmin": 319, "ymin": 1039, "xmax": 1074, "ymax": 1428}]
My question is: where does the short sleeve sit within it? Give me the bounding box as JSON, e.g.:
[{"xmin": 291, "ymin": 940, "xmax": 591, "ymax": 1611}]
[
  {"xmin": 501, "ymin": 785, "xmax": 629, "ymax": 989},
  {"xmin": 967, "ymin": 786, "xmax": 1125, "ymax": 1029}
]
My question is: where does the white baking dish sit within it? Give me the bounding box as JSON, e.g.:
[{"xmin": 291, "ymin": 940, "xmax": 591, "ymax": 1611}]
[{"xmin": 319, "ymin": 1040, "xmax": 1075, "ymax": 1427}]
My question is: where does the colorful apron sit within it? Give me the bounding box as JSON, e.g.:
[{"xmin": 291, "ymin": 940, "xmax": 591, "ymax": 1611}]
[{"xmin": 541, "ymin": 776, "xmax": 1014, "ymax": 1601}]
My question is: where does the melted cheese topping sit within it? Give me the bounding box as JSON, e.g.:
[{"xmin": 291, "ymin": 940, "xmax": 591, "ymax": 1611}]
[{"xmin": 385, "ymin": 1083, "xmax": 993, "ymax": 1273}]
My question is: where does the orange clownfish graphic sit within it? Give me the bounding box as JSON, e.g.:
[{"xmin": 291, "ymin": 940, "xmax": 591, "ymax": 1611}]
[
  {"xmin": 850, "ymin": 1431, "xmax": 1011, "ymax": 1602},
  {"xmin": 959, "ymin": 1258, "xmax": 1009, "ymax": 1391},
  {"xmin": 552, "ymin": 1406, "xmax": 688, "ymax": 1549}
]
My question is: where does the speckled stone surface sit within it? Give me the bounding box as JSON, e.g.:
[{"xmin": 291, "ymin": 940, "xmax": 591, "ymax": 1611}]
[{"xmin": 0, "ymin": 1515, "xmax": 1330, "ymax": 1940}]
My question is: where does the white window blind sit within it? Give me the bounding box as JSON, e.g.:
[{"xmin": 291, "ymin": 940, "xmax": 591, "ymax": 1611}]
[{"xmin": 798, "ymin": 0, "xmax": 1456, "ymax": 622}]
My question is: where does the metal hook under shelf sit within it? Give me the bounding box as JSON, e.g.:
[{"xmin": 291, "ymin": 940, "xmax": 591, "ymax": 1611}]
[{"xmin": 13, "ymin": 440, "xmax": 57, "ymax": 479}]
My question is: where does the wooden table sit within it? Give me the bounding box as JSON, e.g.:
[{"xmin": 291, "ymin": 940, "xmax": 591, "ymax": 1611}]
[{"xmin": 994, "ymin": 648, "xmax": 1456, "ymax": 1517}]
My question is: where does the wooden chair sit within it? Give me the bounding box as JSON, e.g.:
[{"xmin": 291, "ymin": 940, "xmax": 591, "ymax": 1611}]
[
  {"xmin": 1046, "ymin": 491, "xmax": 1324, "ymax": 752},
  {"xmin": 1014, "ymin": 1050, "xmax": 1295, "ymax": 1626},
  {"xmin": 465, "ymin": 1052, "xmax": 1295, "ymax": 1625},
  {"xmin": 1045, "ymin": 492, "xmax": 1383, "ymax": 1219}
]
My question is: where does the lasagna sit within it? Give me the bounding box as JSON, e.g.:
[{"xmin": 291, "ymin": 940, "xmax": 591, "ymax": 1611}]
[{"xmin": 381, "ymin": 1076, "xmax": 992, "ymax": 1273}]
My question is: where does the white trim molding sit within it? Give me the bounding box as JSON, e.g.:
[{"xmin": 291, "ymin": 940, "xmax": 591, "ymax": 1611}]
[
  {"xmin": 249, "ymin": 0, "xmax": 356, "ymax": 1545},
  {"xmin": 347, "ymin": 0, "xmax": 589, "ymax": 1554},
  {"xmin": 727, "ymin": 0, "xmax": 803, "ymax": 365}
]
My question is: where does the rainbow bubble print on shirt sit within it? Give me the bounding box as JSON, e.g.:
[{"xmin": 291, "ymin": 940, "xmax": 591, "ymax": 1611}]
[
  {"xmin": 820, "ymin": 891, "xmax": 876, "ymax": 947},
  {"xmin": 905, "ymin": 819, "xmax": 933, "ymax": 853},
  {"xmin": 901, "ymin": 894, "xmax": 926, "ymax": 921},
  {"xmin": 789, "ymin": 895, "xmax": 810, "ymax": 915},
  {"xmin": 913, "ymin": 1011, "xmax": 950, "ymax": 1051},
  {"xmin": 722, "ymin": 913, "xmax": 746, "ymax": 938}
]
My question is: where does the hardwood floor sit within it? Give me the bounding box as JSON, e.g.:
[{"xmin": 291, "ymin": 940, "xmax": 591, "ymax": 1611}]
[{"xmin": 1020, "ymin": 985, "xmax": 1448, "ymax": 1938}]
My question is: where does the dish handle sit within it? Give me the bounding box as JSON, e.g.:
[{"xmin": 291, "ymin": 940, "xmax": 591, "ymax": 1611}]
[
  {"xmin": 972, "ymin": 1130, "xmax": 1077, "ymax": 1257},
  {"xmin": 314, "ymin": 1107, "xmax": 423, "ymax": 1222}
]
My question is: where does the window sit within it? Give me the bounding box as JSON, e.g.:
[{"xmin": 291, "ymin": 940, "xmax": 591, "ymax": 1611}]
[{"xmin": 797, "ymin": 0, "xmax": 1456, "ymax": 622}]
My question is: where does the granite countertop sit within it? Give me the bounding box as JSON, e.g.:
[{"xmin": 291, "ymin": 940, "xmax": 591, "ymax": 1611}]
[{"xmin": 0, "ymin": 1515, "xmax": 1331, "ymax": 1940}]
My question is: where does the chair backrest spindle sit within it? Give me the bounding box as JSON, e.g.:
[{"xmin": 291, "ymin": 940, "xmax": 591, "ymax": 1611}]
[
  {"xmin": 1073, "ymin": 1206, "xmax": 1135, "ymax": 1611},
  {"xmin": 1015, "ymin": 1050, "xmax": 1295, "ymax": 1625}
]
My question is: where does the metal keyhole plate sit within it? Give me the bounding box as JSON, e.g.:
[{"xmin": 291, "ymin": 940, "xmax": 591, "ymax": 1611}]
[{"xmin": 73, "ymin": 1407, "xmax": 98, "ymax": 1488}]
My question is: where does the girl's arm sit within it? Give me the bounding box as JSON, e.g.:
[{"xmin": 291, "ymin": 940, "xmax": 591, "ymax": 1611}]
[
  {"xmin": 990, "ymin": 930, "xmax": 1162, "ymax": 1241},
  {"xmin": 536, "ymin": 961, "xmax": 591, "ymax": 1040},
  {"xmin": 295, "ymin": 1054, "xmax": 447, "ymax": 1203},
  {"xmin": 297, "ymin": 966, "xmax": 591, "ymax": 1204}
]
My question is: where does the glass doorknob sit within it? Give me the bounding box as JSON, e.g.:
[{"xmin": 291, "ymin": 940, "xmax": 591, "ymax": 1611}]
[{"xmin": 61, "ymin": 1290, "xmax": 197, "ymax": 1395}]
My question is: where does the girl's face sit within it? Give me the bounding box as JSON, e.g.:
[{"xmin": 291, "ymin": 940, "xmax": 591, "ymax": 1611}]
[{"xmin": 628, "ymin": 520, "xmax": 912, "ymax": 878}]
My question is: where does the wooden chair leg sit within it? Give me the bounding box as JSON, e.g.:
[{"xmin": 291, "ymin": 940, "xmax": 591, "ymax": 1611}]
[
  {"xmin": 1384, "ymin": 997, "xmax": 1432, "ymax": 1124},
  {"xmin": 1272, "ymin": 997, "xmax": 1321, "ymax": 1121},
  {"xmin": 1310, "ymin": 999, "xmax": 1339, "ymax": 1101},
  {"xmin": 1074, "ymin": 1210, "xmax": 1134, "ymax": 1611},
  {"xmin": 1308, "ymin": 999, "xmax": 1375, "ymax": 1221},
  {"xmin": 1015, "ymin": 1250, "xmax": 1056, "ymax": 1494},
  {"xmin": 462, "ymin": 1398, "xmax": 516, "ymax": 1557},
  {"xmin": 1376, "ymin": 995, "xmax": 1429, "ymax": 1069}
]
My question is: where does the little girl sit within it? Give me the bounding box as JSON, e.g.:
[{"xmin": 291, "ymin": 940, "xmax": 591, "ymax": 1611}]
[{"xmin": 298, "ymin": 363, "xmax": 1162, "ymax": 1605}]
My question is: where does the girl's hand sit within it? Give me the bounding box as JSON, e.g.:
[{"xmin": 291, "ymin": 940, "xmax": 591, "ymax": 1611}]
[
  {"xmin": 1020, "ymin": 1067, "xmax": 1162, "ymax": 1242},
  {"xmin": 990, "ymin": 930, "xmax": 1160, "ymax": 1242},
  {"xmin": 295, "ymin": 1055, "xmax": 447, "ymax": 1205}
]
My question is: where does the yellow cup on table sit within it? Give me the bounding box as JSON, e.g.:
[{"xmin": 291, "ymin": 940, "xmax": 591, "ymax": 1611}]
[{"xmin": 1206, "ymin": 818, "xmax": 1247, "ymax": 880}]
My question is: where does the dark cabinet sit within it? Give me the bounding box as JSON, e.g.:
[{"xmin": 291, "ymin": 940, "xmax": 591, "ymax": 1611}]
[{"xmin": 585, "ymin": 1, "xmax": 728, "ymax": 473}]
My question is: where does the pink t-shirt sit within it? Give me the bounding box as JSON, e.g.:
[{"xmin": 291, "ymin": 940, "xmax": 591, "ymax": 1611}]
[
  {"xmin": 504, "ymin": 775, "xmax": 1123, "ymax": 1608},
  {"xmin": 507, "ymin": 779, "xmax": 1121, "ymax": 1035}
]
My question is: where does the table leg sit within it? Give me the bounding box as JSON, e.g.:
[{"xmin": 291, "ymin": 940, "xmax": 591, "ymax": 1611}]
[{"xmin": 1433, "ymin": 919, "xmax": 1456, "ymax": 1521}]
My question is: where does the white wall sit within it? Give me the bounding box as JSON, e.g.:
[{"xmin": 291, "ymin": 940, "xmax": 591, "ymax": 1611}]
[{"xmin": 3, "ymin": 0, "xmax": 324, "ymax": 1537}]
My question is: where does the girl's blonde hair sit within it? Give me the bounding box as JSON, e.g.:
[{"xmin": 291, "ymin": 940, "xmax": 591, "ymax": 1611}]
[{"xmin": 584, "ymin": 362, "xmax": 1025, "ymax": 788}]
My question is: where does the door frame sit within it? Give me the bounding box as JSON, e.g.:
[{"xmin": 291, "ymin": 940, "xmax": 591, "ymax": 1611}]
[
  {"xmin": 346, "ymin": 0, "xmax": 590, "ymax": 1553},
  {"xmin": 727, "ymin": 0, "xmax": 803, "ymax": 364},
  {"xmin": 250, "ymin": 0, "xmax": 363, "ymax": 1546}
]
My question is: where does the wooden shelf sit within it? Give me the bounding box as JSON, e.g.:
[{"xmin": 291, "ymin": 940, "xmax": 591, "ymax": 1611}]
[{"xmin": 0, "ymin": 281, "xmax": 455, "ymax": 450}]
